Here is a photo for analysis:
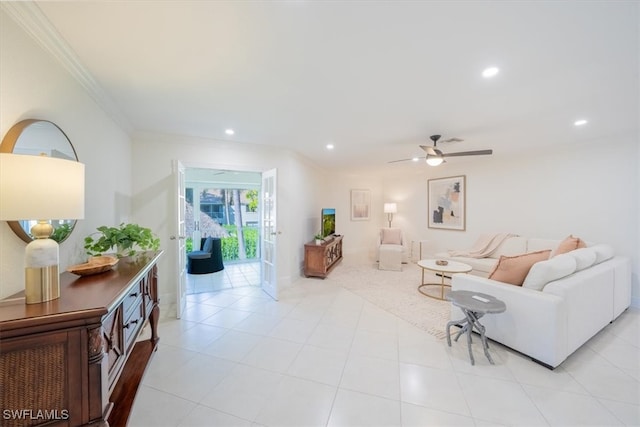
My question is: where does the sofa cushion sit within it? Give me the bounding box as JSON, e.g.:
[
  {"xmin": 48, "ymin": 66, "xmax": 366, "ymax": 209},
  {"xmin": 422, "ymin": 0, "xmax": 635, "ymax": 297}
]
[
  {"xmin": 568, "ymin": 247, "xmax": 597, "ymax": 271},
  {"xmin": 493, "ymin": 236, "xmax": 528, "ymax": 258},
  {"xmin": 488, "ymin": 250, "xmax": 552, "ymax": 286},
  {"xmin": 381, "ymin": 228, "xmax": 402, "ymax": 245},
  {"xmin": 527, "ymin": 238, "xmax": 560, "ymax": 253},
  {"xmin": 522, "ymin": 253, "xmax": 577, "ymax": 291},
  {"xmin": 445, "ymin": 256, "xmax": 497, "ymax": 274},
  {"xmin": 591, "ymin": 244, "xmax": 614, "ymax": 264},
  {"xmin": 551, "ymin": 235, "xmax": 587, "ymax": 257}
]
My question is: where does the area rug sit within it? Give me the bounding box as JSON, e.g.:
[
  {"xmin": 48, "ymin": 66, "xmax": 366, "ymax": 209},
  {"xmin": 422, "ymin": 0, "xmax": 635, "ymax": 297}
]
[{"xmin": 326, "ymin": 262, "xmax": 451, "ymax": 339}]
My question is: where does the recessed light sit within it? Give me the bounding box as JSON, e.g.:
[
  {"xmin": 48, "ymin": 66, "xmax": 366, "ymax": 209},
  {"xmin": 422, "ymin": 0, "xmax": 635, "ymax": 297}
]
[
  {"xmin": 326, "ymin": 144, "xmax": 334, "ymax": 150},
  {"xmin": 482, "ymin": 67, "xmax": 499, "ymax": 78},
  {"xmin": 412, "ymin": 157, "xmax": 419, "ymax": 162},
  {"xmin": 574, "ymin": 119, "xmax": 588, "ymax": 126},
  {"xmin": 225, "ymin": 129, "xmax": 235, "ymax": 135}
]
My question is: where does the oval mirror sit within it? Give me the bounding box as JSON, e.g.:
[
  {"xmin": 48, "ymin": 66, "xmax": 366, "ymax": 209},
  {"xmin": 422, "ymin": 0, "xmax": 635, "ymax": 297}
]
[{"xmin": 0, "ymin": 119, "xmax": 79, "ymax": 243}]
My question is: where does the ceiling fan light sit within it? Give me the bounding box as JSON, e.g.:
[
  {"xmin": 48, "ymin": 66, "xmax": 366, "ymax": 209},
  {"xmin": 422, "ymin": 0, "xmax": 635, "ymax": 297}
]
[
  {"xmin": 482, "ymin": 66, "xmax": 499, "ymax": 78},
  {"xmin": 426, "ymin": 156, "xmax": 444, "ymax": 166}
]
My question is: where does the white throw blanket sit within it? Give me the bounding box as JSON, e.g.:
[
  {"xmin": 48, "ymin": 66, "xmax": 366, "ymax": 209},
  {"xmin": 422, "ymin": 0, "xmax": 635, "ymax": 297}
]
[{"xmin": 448, "ymin": 233, "xmax": 518, "ymax": 258}]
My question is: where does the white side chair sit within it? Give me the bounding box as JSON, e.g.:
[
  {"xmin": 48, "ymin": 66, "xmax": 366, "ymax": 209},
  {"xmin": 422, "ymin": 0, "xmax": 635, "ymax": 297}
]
[{"xmin": 378, "ymin": 228, "xmax": 407, "ymax": 271}]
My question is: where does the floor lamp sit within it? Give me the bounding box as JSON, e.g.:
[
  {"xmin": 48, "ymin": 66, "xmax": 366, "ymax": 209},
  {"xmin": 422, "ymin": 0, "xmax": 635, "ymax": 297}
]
[
  {"xmin": 384, "ymin": 203, "xmax": 397, "ymax": 228},
  {"xmin": 0, "ymin": 153, "xmax": 85, "ymax": 304}
]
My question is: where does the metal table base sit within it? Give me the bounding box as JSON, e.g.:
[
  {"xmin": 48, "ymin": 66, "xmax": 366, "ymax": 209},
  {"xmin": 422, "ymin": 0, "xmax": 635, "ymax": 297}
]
[{"xmin": 445, "ymin": 291, "xmax": 506, "ymax": 365}]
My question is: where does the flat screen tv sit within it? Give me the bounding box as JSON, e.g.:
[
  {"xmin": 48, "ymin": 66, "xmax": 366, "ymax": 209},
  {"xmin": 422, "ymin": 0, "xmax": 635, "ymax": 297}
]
[{"xmin": 321, "ymin": 208, "xmax": 336, "ymax": 238}]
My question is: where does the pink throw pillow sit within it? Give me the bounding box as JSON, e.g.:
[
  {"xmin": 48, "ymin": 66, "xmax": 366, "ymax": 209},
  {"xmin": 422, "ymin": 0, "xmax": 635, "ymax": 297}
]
[
  {"xmin": 488, "ymin": 250, "xmax": 552, "ymax": 286},
  {"xmin": 381, "ymin": 228, "xmax": 402, "ymax": 245},
  {"xmin": 552, "ymin": 235, "xmax": 587, "ymax": 257}
]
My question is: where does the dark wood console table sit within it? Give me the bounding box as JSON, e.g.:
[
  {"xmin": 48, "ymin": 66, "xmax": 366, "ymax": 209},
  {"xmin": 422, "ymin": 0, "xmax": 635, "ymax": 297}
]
[
  {"xmin": 304, "ymin": 235, "xmax": 343, "ymax": 278},
  {"xmin": 0, "ymin": 251, "xmax": 163, "ymax": 427}
]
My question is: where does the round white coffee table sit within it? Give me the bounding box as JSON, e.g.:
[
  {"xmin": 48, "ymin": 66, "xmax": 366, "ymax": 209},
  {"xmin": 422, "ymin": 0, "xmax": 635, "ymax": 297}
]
[{"xmin": 417, "ymin": 259, "xmax": 472, "ymax": 300}]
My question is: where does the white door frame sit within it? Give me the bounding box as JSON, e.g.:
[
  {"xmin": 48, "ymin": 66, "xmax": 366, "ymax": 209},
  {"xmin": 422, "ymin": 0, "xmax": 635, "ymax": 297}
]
[
  {"xmin": 173, "ymin": 162, "xmax": 278, "ymax": 313},
  {"xmin": 260, "ymin": 168, "xmax": 278, "ymax": 300},
  {"xmin": 172, "ymin": 160, "xmax": 187, "ymax": 318}
]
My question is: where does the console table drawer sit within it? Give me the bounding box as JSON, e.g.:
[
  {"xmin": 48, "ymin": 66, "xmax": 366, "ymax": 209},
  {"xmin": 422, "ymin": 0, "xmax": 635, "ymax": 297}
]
[
  {"xmin": 123, "ymin": 300, "xmax": 145, "ymax": 350},
  {"xmin": 122, "ymin": 281, "xmax": 143, "ymax": 318}
]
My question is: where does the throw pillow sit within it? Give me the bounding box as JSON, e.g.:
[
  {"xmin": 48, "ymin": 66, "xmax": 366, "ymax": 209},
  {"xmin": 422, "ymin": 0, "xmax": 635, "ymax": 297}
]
[
  {"xmin": 381, "ymin": 228, "xmax": 402, "ymax": 245},
  {"xmin": 591, "ymin": 244, "xmax": 614, "ymax": 264},
  {"xmin": 488, "ymin": 250, "xmax": 552, "ymax": 286},
  {"xmin": 569, "ymin": 247, "xmax": 597, "ymax": 271},
  {"xmin": 522, "ymin": 253, "xmax": 577, "ymax": 291},
  {"xmin": 551, "ymin": 235, "xmax": 587, "ymax": 257}
]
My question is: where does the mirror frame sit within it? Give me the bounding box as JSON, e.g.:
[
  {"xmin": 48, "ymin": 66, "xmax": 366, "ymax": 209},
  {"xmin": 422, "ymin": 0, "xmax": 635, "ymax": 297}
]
[{"xmin": 0, "ymin": 119, "xmax": 80, "ymax": 244}]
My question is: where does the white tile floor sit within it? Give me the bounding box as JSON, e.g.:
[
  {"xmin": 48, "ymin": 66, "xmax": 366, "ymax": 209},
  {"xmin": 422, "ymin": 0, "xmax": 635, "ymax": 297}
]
[
  {"xmin": 187, "ymin": 261, "xmax": 261, "ymax": 294},
  {"xmin": 130, "ymin": 269, "xmax": 640, "ymax": 427}
]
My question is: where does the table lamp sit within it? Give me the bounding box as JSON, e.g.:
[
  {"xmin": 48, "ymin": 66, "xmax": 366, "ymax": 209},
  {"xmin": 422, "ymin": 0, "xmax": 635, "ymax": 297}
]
[
  {"xmin": 0, "ymin": 153, "xmax": 85, "ymax": 304},
  {"xmin": 384, "ymin": 203, "xmax": 397, "ymax": 228}
]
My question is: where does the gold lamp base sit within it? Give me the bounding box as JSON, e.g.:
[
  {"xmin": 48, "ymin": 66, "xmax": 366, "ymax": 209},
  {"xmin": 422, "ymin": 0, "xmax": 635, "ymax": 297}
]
[
  {"xmin": 25, "ymin": 265, "xmax": 60, "ymax": 304},
  {"xmin": 24, "ymin": 222, "xmax": 61, "ymax": 304}
]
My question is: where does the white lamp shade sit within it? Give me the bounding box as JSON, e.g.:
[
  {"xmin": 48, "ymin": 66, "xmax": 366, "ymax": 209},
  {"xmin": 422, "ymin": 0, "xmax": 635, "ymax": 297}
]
[
  {"xmin": 384, "ymin": 203, "xmax": 397, "ymax": 214},
  {"xmin": 0, "ymin": 153, "xmax": 85, "ymax": 220}
]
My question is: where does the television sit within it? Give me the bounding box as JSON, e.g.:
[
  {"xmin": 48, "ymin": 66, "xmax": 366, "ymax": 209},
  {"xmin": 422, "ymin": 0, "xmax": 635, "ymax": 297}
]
[{"xmin": 321, "ymin": 208, "xmax": 336, "ymax": 238}]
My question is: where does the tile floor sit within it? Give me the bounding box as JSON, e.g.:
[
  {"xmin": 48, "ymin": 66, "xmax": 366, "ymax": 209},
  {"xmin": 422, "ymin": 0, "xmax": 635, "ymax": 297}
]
[
  {"xmin": 130, "ymin": 269, "xmax": 640, "ymax": 427},
  {"xmin": 186, "ymin": 261, "xmax": 261, "ymax": 294}
]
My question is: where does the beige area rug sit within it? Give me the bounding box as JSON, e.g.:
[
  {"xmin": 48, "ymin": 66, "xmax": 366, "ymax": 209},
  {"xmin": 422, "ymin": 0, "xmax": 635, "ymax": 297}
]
[{"xmin": 326, "ymin": 262, "xmax": 451, "ymax": 339}]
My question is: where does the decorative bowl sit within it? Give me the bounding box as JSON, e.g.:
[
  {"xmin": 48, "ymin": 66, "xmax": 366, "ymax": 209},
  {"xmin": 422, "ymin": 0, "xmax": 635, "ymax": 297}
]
[
  {"xmin": 67, "ymin": 256, "xmax": 119, "ymax": 276},
  {"xmin": 435, "ymin": 259, "xmax": 449, "ymax": 266}
]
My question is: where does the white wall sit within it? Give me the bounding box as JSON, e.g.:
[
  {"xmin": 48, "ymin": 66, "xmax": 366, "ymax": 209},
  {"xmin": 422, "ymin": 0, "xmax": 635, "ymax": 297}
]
[
  {"xmin": 0, "ymin": 9, "xmax": 132, "ymax": 299},
  {"xmin": 131, "ymin": 132, "xmax": 326, "ymax": 310},
  {"xmin": 321, "ymin": 173, "xmax": 384, "ymax": 264},
  {"xmin": 379, "ymin": 137, "xmax": 640, "ymax": 306}
]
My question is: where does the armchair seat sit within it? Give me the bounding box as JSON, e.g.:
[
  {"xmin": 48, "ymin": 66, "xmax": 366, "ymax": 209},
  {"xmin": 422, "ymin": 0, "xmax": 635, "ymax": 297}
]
[
  {"xmin": 188, "ymin": 237, "xmax": 224, "ymax": 274},
  {"xmin": 377, "ymin": 228, "xmax": 408, "ymax": 271},
  {"xmin": 379, "ymin": 244, "xmax": 403, "ymax": 271}
]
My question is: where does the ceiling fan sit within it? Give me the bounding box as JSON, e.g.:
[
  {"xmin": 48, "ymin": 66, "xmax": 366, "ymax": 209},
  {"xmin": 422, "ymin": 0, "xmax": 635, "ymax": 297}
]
[{"xmin": 389, "ymin": 135, "xmax": 493, "ymax": 166}]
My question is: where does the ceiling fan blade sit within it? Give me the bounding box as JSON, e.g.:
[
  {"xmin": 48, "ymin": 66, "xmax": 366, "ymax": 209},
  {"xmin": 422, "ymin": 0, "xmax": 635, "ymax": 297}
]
[
  {"xmin": 442, "ymin": 149, "xmax": 493, "ymax": 157},
  {"xmin": 419, "ymin": 145, "xmax": 437, "ymax": 155},
  {"xmin": 441, "ymin": 137, "xmax": 464, "ymax": 143},
  {"xmin": 387, "ymin": 158, "xmax": 416, "ymax": 164}
]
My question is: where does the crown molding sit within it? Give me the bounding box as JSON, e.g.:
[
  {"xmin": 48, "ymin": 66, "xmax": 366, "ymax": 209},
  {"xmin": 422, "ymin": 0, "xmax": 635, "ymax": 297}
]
[{"xmin": 1, "ymin": 2, "xmax": 133, "ymax": 133}]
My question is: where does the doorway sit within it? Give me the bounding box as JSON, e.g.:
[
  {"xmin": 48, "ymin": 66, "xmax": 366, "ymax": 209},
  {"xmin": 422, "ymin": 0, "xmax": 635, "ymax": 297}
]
[{"xmin": 184, "ymin": 168, "xmax": 262, "ymax": 295}]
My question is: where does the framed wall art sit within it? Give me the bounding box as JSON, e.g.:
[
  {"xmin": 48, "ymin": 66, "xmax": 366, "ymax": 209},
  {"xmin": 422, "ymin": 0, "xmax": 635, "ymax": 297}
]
[
  {"xmin": 428, "ymin": 175, "xmax": 466, "ymax": 230},
  {"xmin": 350, "ymin": 189, "xmax": 371, "ymax": 221}
]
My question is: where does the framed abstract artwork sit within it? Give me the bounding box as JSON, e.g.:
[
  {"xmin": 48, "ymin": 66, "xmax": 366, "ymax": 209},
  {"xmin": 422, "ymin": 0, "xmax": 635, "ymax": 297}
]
[
  {"xmin": 350, "ymin": 189, "xmax": 370, "ymax": 221},
  {"xmin": 428, "ymin": 175, "xmax": 466, "ymax": 230}
]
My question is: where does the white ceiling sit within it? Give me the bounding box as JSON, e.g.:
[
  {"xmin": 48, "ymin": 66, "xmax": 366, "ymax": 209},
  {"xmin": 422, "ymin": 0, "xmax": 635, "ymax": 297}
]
[{"xmin": 15, "ymin": 1, "xmax": 640, "ymax": 170}]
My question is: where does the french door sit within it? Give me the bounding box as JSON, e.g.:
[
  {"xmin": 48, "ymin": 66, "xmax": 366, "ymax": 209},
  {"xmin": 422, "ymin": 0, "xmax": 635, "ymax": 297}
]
[
  {"xmin": 173, "ymin": 160, "xmax": 187, "ymax": 318},
  {"xmin": 260, "ymin": 168, "xmax": 278, "ymax": 300}
]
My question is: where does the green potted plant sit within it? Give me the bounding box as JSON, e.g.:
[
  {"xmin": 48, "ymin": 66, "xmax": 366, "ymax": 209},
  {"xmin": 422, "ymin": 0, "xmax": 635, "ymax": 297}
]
[
  {"xmin": 84, "ymin": 223, "xmax": 160, "ymax": 258},
  {"xmin": 314, "ymin": 233, "xmax": 324, "ymax": 245}
]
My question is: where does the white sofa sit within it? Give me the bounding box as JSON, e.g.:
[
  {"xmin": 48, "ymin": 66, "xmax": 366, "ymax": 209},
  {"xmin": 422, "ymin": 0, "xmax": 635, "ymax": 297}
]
[{"xmin": 441, "ymin": 236, "xmax": 632, "ymax": 368}]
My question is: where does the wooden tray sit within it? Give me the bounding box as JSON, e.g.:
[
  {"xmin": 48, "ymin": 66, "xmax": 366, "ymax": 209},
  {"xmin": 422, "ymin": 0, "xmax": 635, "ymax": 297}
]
[{"xmin": 67, "ymin": 256, "xmax": 119, "ymax": 276}]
